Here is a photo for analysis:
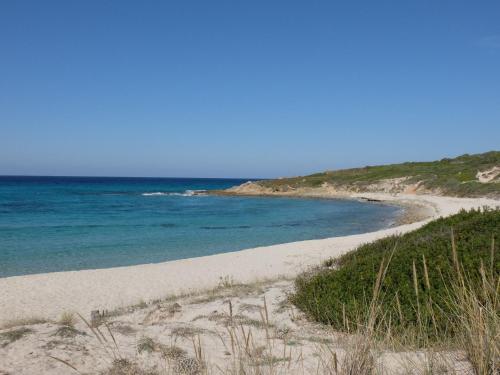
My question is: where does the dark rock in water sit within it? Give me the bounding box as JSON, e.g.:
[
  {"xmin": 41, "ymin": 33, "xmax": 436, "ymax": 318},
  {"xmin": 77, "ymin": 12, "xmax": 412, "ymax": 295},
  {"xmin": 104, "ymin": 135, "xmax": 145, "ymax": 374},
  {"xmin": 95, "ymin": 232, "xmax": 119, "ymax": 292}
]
[
  {"xmin": 360, "ymin": 197, "xmax": 382, "ymax": 202},
  {"xmin": 191, "ymin": 189, "xmax": 207, "ymax": 196}
]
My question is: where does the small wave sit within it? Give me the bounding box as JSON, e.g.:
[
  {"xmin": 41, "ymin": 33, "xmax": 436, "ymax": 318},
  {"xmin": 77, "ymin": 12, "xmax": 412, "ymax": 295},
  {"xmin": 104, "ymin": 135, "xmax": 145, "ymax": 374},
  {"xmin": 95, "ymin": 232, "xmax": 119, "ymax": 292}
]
[{"xmin": 142, "ymin": 190, "xmax": 207, "ymax": 197}]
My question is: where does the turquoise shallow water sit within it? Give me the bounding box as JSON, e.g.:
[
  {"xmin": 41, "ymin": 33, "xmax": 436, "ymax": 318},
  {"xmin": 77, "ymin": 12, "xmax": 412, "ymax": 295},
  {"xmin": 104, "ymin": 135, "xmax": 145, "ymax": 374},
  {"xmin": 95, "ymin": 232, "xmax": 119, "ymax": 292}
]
[{"xmin": 0, "ymin": 176, "xmax": 401, "ymax": 277}]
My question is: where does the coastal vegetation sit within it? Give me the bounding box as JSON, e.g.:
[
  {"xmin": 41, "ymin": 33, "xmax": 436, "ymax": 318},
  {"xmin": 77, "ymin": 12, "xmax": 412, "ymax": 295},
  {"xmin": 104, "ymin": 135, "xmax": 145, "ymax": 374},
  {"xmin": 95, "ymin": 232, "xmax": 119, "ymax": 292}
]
[
  {"xmin": 0, "ymin": 327, "xmax": 33, "ymax": 347},
  {"xmin": 293, "ymin": 208, "xmax": 499, "ymax": 371},
  {"xmin": 254, "ymin": 151, "xmax": 500, "ymax": 197}
]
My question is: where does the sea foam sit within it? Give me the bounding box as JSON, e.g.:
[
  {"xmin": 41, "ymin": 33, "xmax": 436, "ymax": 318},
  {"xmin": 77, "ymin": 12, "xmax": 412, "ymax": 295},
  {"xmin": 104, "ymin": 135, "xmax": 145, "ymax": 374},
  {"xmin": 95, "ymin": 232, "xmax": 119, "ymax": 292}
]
[{"xmin": 141, "ymin": 190, "xmax": 206, "ymax": 197}]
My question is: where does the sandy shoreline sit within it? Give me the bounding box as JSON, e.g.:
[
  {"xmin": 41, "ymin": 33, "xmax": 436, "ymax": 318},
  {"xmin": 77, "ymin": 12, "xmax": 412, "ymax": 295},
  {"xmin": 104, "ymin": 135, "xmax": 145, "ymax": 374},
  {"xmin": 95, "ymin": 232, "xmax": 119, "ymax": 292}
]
[{"xmin": 0, "ymin": 192, "xmax": 498, "ymax": 326}]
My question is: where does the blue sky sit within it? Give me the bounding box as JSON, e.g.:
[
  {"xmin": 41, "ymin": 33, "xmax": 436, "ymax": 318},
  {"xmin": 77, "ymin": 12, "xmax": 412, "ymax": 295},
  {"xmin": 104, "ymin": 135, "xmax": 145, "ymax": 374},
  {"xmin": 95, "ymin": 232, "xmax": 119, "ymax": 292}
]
[{"xmin": 1, "ymin": 1, "xmax": 499, "ymax": 178}]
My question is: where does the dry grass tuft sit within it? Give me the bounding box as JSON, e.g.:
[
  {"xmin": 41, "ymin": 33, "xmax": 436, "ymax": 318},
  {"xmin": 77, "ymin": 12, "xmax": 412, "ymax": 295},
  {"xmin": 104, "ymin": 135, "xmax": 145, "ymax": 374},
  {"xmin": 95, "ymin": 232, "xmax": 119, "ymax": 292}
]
[
  {"xmin": 160, "ymin": 345, "xmax": 187, "ymax": 360},
  {"xmin": 339, "ymin": 336, "xmax": 376, "ymax": 375},
  {"xmin": 0, "ymin": 317, "xmax": 48, "ymax": 330},
  {"xmin": 59, "ymin": 312, "xmax": 77, "ymax": 327},
  {"xmin": 137, "ymin": 336, "xmax": 156, "ymax": 354},
  {"xmin": 52, "ymin": 325, "xmax": 86, "ymax": 338},
  {"xmin": 0, "ymin": 327, "xmax": 33, "ymax": 347},
  {"xmin": 101, "ymin": 359, "xmax": 159, "ymax": 375},
  {"xmin": 446, "ymin": 242, "xmax": 499, "ymax": 375}
]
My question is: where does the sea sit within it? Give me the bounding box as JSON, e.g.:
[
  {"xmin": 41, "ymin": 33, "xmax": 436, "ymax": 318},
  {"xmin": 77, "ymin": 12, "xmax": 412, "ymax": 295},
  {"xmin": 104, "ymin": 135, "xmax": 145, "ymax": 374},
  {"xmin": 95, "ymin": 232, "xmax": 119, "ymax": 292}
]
[{"xmin": 0, "ymin": 176, "xmax": 401, "ymax": 277}]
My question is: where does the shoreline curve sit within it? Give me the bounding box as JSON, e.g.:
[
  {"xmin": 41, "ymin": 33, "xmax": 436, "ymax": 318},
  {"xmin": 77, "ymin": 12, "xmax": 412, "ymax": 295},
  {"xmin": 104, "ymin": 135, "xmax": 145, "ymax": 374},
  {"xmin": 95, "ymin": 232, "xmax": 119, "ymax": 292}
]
[{"xmin": 0, "ymin": 192, "xmax": 498, "ymax": 325}]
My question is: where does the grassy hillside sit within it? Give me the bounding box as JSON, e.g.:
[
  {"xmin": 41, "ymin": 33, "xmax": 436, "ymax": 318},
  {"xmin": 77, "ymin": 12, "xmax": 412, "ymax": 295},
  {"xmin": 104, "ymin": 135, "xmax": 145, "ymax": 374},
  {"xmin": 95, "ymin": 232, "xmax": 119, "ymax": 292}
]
[
  {"xmin": 292, "ymin": 209, "xmax": 499, "ymax": 340},
  {"xmin": 258, "ymin": 151, "xmax": 500, "ymax": 197}
]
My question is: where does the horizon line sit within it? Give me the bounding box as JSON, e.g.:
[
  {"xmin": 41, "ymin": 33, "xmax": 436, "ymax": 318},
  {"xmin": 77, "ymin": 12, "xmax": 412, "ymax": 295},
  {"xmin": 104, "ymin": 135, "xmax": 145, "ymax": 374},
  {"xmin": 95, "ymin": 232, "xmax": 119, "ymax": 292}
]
[{"xmin": 0, "ymin": 174, "xmax": 265, "ymax": 180}]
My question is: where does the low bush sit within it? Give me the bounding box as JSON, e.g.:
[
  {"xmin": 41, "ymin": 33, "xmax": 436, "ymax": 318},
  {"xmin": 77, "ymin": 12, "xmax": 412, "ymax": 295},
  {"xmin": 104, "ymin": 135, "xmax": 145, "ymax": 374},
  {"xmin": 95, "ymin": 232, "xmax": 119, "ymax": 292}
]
[{"xmin": 293, "ymin": 209, "xmax": 499, "ymax": 341}]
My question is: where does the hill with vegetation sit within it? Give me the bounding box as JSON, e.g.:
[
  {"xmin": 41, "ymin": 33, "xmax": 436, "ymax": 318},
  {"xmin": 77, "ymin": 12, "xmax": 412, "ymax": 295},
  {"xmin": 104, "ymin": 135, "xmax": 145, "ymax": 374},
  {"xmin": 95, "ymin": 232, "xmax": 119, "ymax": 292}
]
[
  {"xmin": 232, "ymin": 151, "xmax": 500, "ymax": 197},
  {"xmin": 292, "ymin": 208, "xmax": 499, "ymax": 342}
]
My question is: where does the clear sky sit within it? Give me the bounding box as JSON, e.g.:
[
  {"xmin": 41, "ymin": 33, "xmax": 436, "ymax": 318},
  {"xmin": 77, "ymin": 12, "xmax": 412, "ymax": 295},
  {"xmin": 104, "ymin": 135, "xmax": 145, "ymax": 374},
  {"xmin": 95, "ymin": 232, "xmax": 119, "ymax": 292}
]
[{"xmin": 1, "ymin": 1, "xmax": 499, "ymax": 178}]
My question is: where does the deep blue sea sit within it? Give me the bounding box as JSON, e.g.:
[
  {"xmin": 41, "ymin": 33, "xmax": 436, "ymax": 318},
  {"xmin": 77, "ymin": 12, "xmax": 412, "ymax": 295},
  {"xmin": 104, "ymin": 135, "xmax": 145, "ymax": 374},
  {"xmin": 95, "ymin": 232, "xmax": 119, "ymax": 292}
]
[{"xmin": 0, "ymin": 176, "xmax": 401, "ymax": 278}]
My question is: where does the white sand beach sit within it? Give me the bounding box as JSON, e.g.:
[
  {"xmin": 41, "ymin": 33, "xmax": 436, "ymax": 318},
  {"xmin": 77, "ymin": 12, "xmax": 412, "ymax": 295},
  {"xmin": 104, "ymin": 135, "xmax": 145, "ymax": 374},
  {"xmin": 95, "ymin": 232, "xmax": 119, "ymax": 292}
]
[{"xmin": 1, "ymin": 193, "xmax": 498, "ymax": 326}]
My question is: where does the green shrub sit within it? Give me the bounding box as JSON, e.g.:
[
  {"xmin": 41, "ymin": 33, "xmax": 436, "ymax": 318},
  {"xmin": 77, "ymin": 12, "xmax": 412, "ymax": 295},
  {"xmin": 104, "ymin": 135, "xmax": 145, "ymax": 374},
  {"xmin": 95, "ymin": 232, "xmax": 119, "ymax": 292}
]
[
  {"xmin": 259, "ymin": 151, "xmax": 500, "ymax": 197},
  {"xmin": 292, "ymin": 209, "xmax": 500, "ymax": 340}
]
